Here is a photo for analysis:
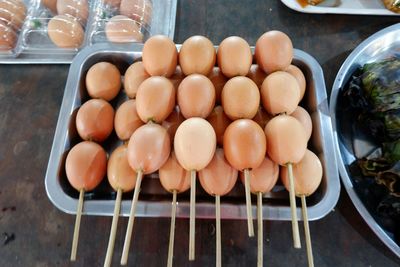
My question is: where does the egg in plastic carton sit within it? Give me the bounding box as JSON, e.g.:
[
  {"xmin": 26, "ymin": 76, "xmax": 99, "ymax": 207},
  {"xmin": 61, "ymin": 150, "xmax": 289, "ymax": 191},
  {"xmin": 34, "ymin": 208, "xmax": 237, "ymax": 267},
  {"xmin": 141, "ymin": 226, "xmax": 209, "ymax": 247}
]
[
  {"xmin": 87, "ymin": 0, "xmax": 152, "ymax": 45},
  {"xmin": 17, "ymin": 0, "xmax": 94, "ymax": 54},
  {"xmin": 0, "ymin": 0, "xmax": 29, "ymax": 56}
]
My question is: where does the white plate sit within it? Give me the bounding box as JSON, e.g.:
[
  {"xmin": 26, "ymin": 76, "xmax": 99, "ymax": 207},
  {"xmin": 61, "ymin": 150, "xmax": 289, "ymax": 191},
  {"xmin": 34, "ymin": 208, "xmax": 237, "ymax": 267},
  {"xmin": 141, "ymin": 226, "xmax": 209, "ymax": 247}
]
[{"xmin": 281, "ymin": 0, "xmax": 400, "ymax": 16}]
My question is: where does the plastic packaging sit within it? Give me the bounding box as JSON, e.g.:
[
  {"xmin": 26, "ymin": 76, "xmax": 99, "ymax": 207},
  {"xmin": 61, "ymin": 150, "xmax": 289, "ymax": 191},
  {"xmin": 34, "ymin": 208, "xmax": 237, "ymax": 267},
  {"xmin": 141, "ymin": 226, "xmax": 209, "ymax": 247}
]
[
  {"xmin": 0, "ymin": 0, "xmax": 28, "ymax": 55},
  {"xmin": 0, "ymin": 0, "xmax": 176, "ymax": 63},
  {"xmin": 88, "ymin": 0, "xmax": 153, "ymax": 45}
]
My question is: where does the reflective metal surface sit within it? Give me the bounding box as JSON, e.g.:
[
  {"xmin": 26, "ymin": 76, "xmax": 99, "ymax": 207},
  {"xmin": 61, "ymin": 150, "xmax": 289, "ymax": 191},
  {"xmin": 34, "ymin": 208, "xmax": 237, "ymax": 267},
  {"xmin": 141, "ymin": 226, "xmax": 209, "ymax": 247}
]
[
  {"xmin": 330, "ymin": 23, "xmax": 400, "ymax": 258},
  {"xmin": 45, "ymin": 43, "xmax": 340, "ymax": 221}
]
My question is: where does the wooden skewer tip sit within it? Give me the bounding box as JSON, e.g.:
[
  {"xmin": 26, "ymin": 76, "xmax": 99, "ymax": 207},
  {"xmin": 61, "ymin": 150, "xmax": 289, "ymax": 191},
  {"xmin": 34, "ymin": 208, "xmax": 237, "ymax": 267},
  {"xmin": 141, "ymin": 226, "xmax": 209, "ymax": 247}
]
[
  {"xmin": 301, "ymin": 195, "xmax": 314, "ymax": 267},
  {"xmin": 70, "ymin": 188, "xmax": 84, "ymax": 261},
  {"xmin": 216, "ymin": 195, "xmax": 221, "ymax": 267},
  {"xmin": 244, "ymin": 169, "xmax": 255, "ymax": 237},
  {"xmin": 257, "ymin": 192, "xmax": 263, "ymax": 267},
  {"xmin": 287, "ymin": 163, "xmax": 301, "ymax": 249},
  {"xmin": 104, "ymin": 188, "xmax": 122, "ymax": 267},
  {"xmin": 189, "ymin": 170, "xmax": 196, "ymax": 261},
  {"xmin": 120, "ymin": 170, "xmax": 143, "ymax": 265},
  {"xmin": 167, "ymin": 190, "xmax": 178, "ymax": 267}
]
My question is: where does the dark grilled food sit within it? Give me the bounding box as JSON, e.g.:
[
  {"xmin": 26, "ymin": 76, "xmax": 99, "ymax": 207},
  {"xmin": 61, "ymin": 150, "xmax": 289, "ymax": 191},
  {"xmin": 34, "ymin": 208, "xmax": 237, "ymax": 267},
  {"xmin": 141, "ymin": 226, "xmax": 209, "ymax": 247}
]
[
  {"xmin": 343, "ymin": 56, "xmax": 400, "ymax": 143},
  {"xmin": 341, "ymin": 56, "xmax": 400, "ymax": 245}
]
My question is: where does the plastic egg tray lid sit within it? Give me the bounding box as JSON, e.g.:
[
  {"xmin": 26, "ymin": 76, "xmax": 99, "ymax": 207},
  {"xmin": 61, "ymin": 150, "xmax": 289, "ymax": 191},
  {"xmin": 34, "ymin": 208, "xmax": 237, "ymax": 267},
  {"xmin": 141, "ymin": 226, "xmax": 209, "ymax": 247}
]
[{"xmin": 0, "ymin": 0, "xmax": 177, "ymax": 63}]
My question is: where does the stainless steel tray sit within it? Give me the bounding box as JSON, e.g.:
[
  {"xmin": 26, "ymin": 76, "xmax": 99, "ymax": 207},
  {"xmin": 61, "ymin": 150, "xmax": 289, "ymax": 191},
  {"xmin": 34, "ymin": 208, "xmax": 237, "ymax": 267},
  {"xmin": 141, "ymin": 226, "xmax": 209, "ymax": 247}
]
[
  {"xmin": 0, "ymin": 0, "xmax": 177, "ymax": 64},
  {"xmin": 330, "ymin": 23, "xmax": 400, "ymax": 257},
  {"xmin": 45, "ymin": 43, "xmax": 340, "ymax": 220}
]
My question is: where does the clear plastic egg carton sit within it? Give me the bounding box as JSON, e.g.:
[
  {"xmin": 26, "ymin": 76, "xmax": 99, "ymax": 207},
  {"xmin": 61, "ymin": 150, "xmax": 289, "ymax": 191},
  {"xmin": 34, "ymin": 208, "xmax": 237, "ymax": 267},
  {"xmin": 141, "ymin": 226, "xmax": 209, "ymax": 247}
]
[
  {"xmin": 0, "ymin": 0, "xmax": 177, "ymax": 63},
  {"xmin": 45, "ymin": 43, "xmax": 341, "ymax": 221},
  {"xmin": 85, "ymin": 0, "xmax": 177, "ymax": 47},
  {"xmin": 87, "ymin": 0, "xmax": 153, "ymax": 45},
  {"xmin": 0, "ymin": 0, "xmax": 30, "ymax": 56},
  {"xmin": 18, "ymin": 0, "xmax": 93, "ymax": 55}
]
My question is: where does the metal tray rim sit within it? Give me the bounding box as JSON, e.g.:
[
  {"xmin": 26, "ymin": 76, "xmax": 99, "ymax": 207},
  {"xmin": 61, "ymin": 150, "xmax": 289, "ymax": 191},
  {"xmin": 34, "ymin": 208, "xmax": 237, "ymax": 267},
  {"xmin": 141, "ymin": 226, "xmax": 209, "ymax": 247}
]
[
  {"xmin": 45, "ymin": 43, "xmax": 340, "ymax": 221},
  {"xmin": 329, "ymin": 23, "xmax": 400, "ymax": 258}
]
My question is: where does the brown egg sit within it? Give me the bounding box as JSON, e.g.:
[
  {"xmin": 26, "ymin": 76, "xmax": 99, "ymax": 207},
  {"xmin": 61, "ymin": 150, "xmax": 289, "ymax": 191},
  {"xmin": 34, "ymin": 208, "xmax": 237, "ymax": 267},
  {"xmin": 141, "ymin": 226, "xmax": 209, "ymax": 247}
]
[
  {"xmin": 221, "ymin": 76, "xmax": 260, "ymax": 120},
  {"xmin": 247, "ymin": 64, "xmax": 267, "ymax": 88},
  {"xmin": 179, "ymin": 35, "xmax": 216, "ymax": 76},
  {"xmin": 264, "ymin": 115, "xmax": 308, "ymax": 165},
  {"xmin": 285, "ymin": 65, "xmax": 306, "ymax": 101},
  {"xmin": 0, "ymin": 0, "xmax": 26, "ymax": 30},
  {"xmin": 199, "ymin": 148, "xmax": 238, "ymax": 196},
  {"xmin": 76, "ymin": 99, "xmax": 114, "ymax": 142},
  {"xmin": 105, "ymin": 15, "xmax": 143, "ymax": 43},
  {"xmin": 162, "ymin": 105, "xmax": 185, "ymax": 142},
  {"xmin": 114, "ymin": 99, "xmax": 144, "ymax": 141},
  {"xmin": 136, "ymin": 76, "xmax": 175, "ymax": 123},
  {"xmin": 260, "ymin": 71, "xmax": 300, "ymax": 115},
  {"xmin": 169, "ymin": 66, "xmax": 184, "ymax": 91},
  {"xmin": 107, "ymin": 145, "xmax": 137, "ymax": 192},
  {"xmin": 217, "ymin": 36, "xmax": 252, "ymax": 78},
  {"xmin": 42, "ymin": 0, "xmax": 57, "ymax": 14},
  {"xmin": 47, "ymin": 15, "xmax": 84, "ymax": 49},
  {"xmin": 65, "ymin": 141, "xmax": 107, "ymax": 191},
  {"xmin": 174, "ymin": 118, "xmax": 216, "ymax": 171},
  {"xmin": 255, "ymin": 31, "xmax": 293, "ymax": 74},
  {"xmin": 127, "ymin": 123, "xmax": 170, "ymax": 174},
  {"xmin": 177, "ymin": 74, "xmax": 215, "ymax": 119},
  {"xmin": 281, "ymin": 149, "xmax": 323, "ymax": 196},
  {"xmin": 223, "ymin": 119, "xmax": 266, "ymax": 171},
  {"xmin": 252, "ymin": 106, "xmax": 272, "ymax": 130},
  {"xmin": 57, "ymin": 0, "xmax": 89, "ymax": 25},
  {"xmin": 102, "ymin": 0, "xmax": 121, "ymax": 8},
  {"xmin": 159, "ymin": 151, "xmax": 191, "ymax": 193},
  {"xmin": 124, "ymin": 61, "xmax": 150, "ymax": 98},
  {"xmin": 142, "ymin": 35, "xmax": 177, "ymax": 77},
  {"xmin": 120, "ymin": 0, "xmax": 152, "ymax": 26},
  {"xmin": 0, "ymin": 21, "xmax": 16, "ymax": 51},
  {"xmin": 208, "ymin": 67, "xmax": 227, "ymax": 105},
  {"xmin": 85, "ymin": 62, "xmax": 121, "ymax": 101},
  {"xmin": 291, "ymin": 106, "xmax": 312, "ymax": 141},
  {"xmin": 240, "ymin": 156, "xmax": 279, "ymax": 193},
  {"xmin": 206, "ymin": 106, "xmax": 231, "ymax": 147}
]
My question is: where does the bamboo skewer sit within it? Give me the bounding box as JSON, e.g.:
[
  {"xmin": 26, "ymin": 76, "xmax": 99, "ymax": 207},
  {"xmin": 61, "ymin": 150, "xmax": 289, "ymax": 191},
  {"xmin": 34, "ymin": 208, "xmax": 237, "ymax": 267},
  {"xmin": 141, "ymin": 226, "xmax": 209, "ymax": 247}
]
[
  {"xmin": 244, "ymin": 169, "xmax": 254, "ymax": 237},
  {"xmin": 287, "ymin": 163, "xmax": 301, "ymax": 248},
  {"xmin": 257, "ymin": 192, "xmax": 263, "ymax": 267},
  {"xmin": 167, "ymin": 190, "xmax": 178, "ymax": 267},
  {"xmin": 70, "ymin": 189, "xmax": 84, "ymax": 261},
  {"xmin": 189, "ymin": 170, "xmax": 196, "ymax": 261},
  {"xmin": 104, "ymin": 188, "xmax": 122, "ymax": 267},
  {"xmin": 121, "ymin": 170, "xmax": 143, "ymax": 265},
  {"xmin": 216, "ymin": 195, "xmax": 221, "ymax": 267},
  {"xmin": 301, "ymin": 195, "xmax": 314, "ymax": 267}
]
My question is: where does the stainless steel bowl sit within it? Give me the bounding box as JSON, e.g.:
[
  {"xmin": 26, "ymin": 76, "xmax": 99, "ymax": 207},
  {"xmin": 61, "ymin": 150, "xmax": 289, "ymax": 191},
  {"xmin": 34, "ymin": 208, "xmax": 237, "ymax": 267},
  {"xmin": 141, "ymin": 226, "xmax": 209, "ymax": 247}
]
[
  {"xmin": 45, "ymin": 43, "xmax": 340, "ymax": 221},
  {"xmin": 330, "ymin": 23, "xmax": 400, "ymax": 258}
]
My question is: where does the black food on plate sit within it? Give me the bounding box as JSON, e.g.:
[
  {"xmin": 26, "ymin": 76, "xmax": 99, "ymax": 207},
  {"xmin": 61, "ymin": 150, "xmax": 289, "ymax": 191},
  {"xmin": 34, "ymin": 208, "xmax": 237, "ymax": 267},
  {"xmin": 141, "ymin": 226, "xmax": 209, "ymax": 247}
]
[
  {"xmin": 341, "ymin": 56, "xmax": 400, "ymax": 244},
  {"xmin": 342, "ymin": 56, "xmax": 400, "ymax": 144}
]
